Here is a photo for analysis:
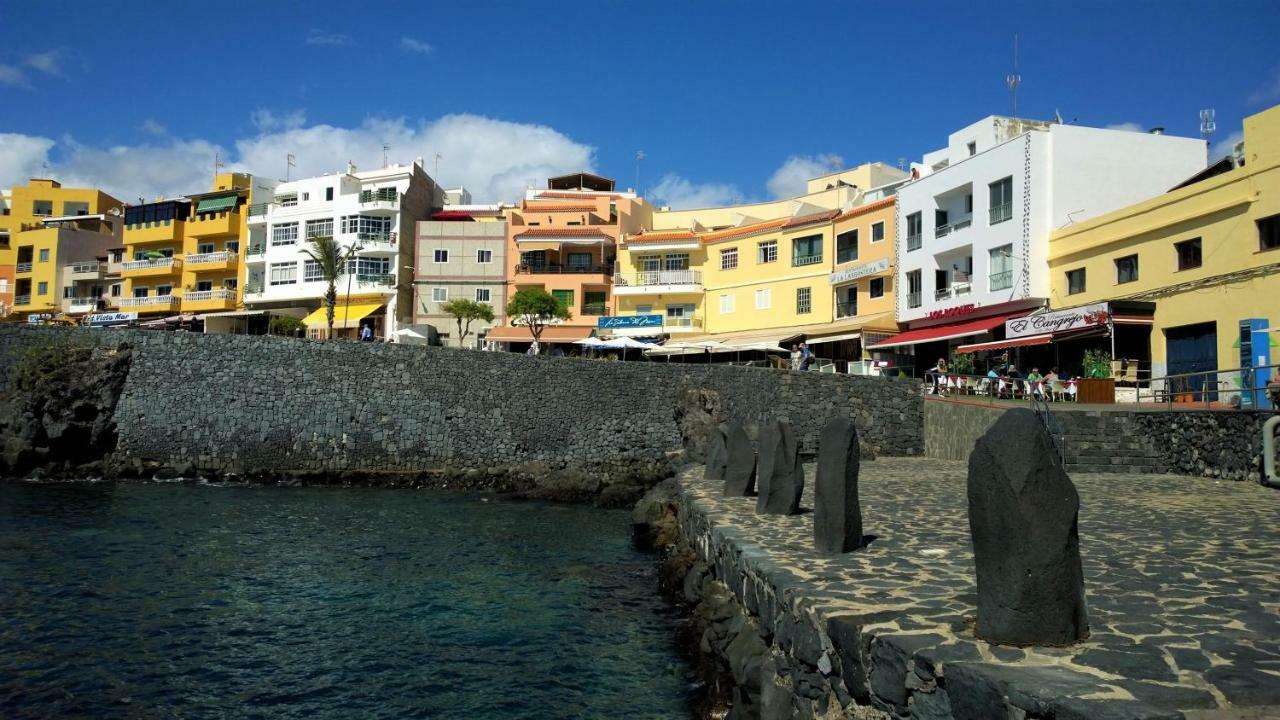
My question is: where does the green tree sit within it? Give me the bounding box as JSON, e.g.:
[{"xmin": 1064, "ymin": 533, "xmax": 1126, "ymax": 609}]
[
  {"xmin": 505, "ymin": 288, "xmax": 571, "ymax": 352},
  {"xmin": 301, "ymin": 236, "xmax": 355, "ymax": 339},
  {"xmin": 440, "ymin": 298, "xmax": 495, "ymax": 348},
  {"xmin": 268, "ymin": 315, "xmax": 306, "ymax": 337}
]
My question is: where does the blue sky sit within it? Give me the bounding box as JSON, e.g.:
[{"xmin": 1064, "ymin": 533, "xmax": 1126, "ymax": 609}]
[{"xmin": 1, "ymin": 0, "xmax": 1278, "ymax": 206}]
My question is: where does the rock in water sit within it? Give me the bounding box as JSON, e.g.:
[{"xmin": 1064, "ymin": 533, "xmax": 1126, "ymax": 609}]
[
  {"xmin": 704, "ymin": 423, "xmax": 729, "ymax": 481},
  {"xmin": 755, "ymin": 419, "xmax": 803, "ymax": 515},
  {"xmin": 814, "ymin": 417, "xmax": 863, "ymax": 553},
  {"xmin": 722, "ymin": 420, "xmax": 756, "ymax": 497},
  {"xmin": 967, "ymin": 408, "xmax": 1088, "ymax": 646}
]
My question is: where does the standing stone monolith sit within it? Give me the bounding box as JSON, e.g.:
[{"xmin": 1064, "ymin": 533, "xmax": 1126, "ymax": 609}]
[
  {"xmin": 722, "ymin": 420, "xmax": 756, "ymax": 497},
  {"xmin": 967, "ymin": 408, "xmax": 1088, "ymax": 646},
  {"xmin": 755, "ymin": 419, "xmax": 803, "ymax": 515},
  {"xmin": 814, "ymin": 417, "xmax": 864, "ymax": 553},
  {"xmin": 704, "ymin": 423, "xmax": 729, "ymax": 481}
]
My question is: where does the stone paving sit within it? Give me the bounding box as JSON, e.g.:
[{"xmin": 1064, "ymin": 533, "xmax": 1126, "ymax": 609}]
[{"xmin": 681, "ymin": 457, "xmax": 1280, "ymax": 716}]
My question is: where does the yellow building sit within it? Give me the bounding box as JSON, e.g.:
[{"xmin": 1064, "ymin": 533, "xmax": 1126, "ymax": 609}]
[
  {"xmin": 121, "ymin": 173, "xmax": 263, "ymax": 322},
  {"xmin": 1048, "ymin": 103, "xmax": 1280, "ymax": 389},
  {"xmin": 0, "ymin": 179, "xmax": 123, "ymax": 319}
]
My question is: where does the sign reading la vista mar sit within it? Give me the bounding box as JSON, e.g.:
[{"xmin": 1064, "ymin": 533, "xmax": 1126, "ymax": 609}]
[
  {"xmin": 86, "ymin": 312, "xmax": 138, "ymax": 326},
  {"xmin": 828, "ymin": 258, "xmax": 890, "ymax": 285},
  {"xmin": 597, "ymin": 314, "xmax": 663, "ymax": 330},
  {"xmin": 1005, "ymin": 303, "xmax": 1109, "ymax": 339}
]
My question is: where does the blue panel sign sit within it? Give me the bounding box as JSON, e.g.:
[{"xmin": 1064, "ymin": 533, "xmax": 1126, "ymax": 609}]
[
  {"xmin": 86, "ymin": 312, "xmax": 138, "ymax": 327},
  {"xmin": 597, "ymin": 314, "xmax": 664, "ymax": 330}
]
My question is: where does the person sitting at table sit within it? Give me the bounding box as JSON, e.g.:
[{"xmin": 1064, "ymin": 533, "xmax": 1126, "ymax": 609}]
[
  {"xmin": 1027, "ymin": 367, "xmax": 1044, "ymax": 399},
  {"xmin": 1043, "ymin": 367, "xmax": 1059, "ymax": 383}
]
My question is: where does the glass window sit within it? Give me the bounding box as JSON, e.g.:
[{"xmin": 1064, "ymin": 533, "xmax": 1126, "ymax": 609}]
[
  {"xmin": 869, "ymin": 278, "xmax": 885, "ymax": 298},
  {"xmin": 303, "ymin": 260, "xmax": 323, "ymax": 282},
  {"xmin": 907, "ymin": 270, "xmax": 922, "ymax": 308},
  {"xmin": 433, "ymin": 249, "xmax": 449, "ymax": 263},
  {"xmin": 351, "ymin": 256, "xmax": 390, "ymax": 275},
  {"xmin": 1175, "ymin": 238, "xmax": 1202, "ymax": 271},
  {"xmin": 432, "ymin": 287, "xmax": 448, "ymax": 302},
  {"xmin": 754, "ymin": 288, "xmax": 771, "ymax": 309},
  {"xmin": 1259, "ymin": 214, "xmax": 1280, "ymax": 251},
  {"xmin": 271, "ymin": 223, "xmax": 298, "ymax": 246},
  {"xmin": 1066, "ymin": 268, "xmax": 1086, "ymax": 295},
  {"xmin": 197, "ymin": 243, "xmax": 215, "ymax": 254},
  {"xmin": 757, "ymin": 240, "xmax": 777, "ymax": 264},
  {"xmin": 906, "ymin": 212, "xmax": 922, "ymax": 251},
  {"xmin": 566, "ymin": 252, "xmax": 592, "ymax": 270},
  {"xmin": 989, "ymin": 177, "xmax": 1014, "ymax": 224},
  {"xmin": 871, "ymin": 221, "xmax": 885, "ymax": 243},
  {"xmin": 340, "ymin": 215, "xmax": 390, "ymax": 236},
  {"xmin": 1115, "ymin": 254, "xmax": 1139, "ymax": 284},
  {"xmin": 551, "ymin": 289, "xmax": 574, "ymax": 310},
  {"xmin": 156, "ymin": 285, "xmax": 172, "ymax": 296},
  {"xmin": 269, "ymin": 262, "xmax": 298, "ymax": 285},
  {"xmin": 325, "ymin": 187, "xmax": 334, "ymax": 201},
  {"xmin": 796, "ymin": 287, "xmax": 812, "ymax": 314},
  {"xmin": 305, "ymin": 218, "xmax": 334, "ymax": 238},
  {"xmin": 476, "ymin": 249, "xmax": 492, "ymax": 264},
  {"xmin": 989, "ymin": 245, "xmax": 1013, "ymax": 291},
  {"xmin": 664, "ymin": 253, "xmax": 689, "ymax": 271},
  {"xmin": 133, "ymin": 287, "xmax": 148, "ymax": 298},
  {"xmin": 37, "ymin": 281, "xmax": 48, "ymax": 295},
  {"xmin": 792, "ymin": 235, "xmax": 822, "ymax": 266},
  {"xmin": 38, "ymin": 248, "xmax": 49, "ymax": 262},
  {"xmin": 196, "ymin": 281, "xmax": 213, "ymax": 292},
  {"xmin": 719, "ymin": 293, "xmax": 735, "ymax": 314},
  {"xmin": 583, "ymin": 291, "xmax": 607, "ymax": 316},
  {"xmin": 720, "ymin": 247, "xmax": 738, "ymax": 270},
  {"xmin": 475, "ymin": 288, "xmax": 491, "ymax": 303},
  {"xmin": 302, "ymin": 192, "xmax": 310, "ymax": 202},
  {"xmin": 836, "ymin": 229, "xmax": 858, "ymax": 264},
  {"xmin": 110, "ymin": 284, "xmax": 121, "ymax": 297},
  {"xmin": 32, "ymin": 200, "xmax": 53, "ymax": 216},
  {"xmin": 226, "ymin": 241, "xmax": 239, "ymax": 253}
]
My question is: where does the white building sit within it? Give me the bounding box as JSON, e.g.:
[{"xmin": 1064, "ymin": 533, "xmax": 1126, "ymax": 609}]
[
  {"xmin": 244, "ymin": 160, "xmax": 441, "ymax": 339},
  {"xmin": 875, "ymin": 116, "xmax": 1205, "ymax": 365}
]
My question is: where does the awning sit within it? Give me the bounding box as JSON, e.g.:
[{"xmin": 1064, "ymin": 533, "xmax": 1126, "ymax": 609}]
[
  {"xmin": 955, "ymin": 334, "xmax": 1053, "ymax": 354},
  {"xmin": 867, "ymin": 312, "xmax": 1022, "ymax": 351},
  {"xmin": 1113, "ymin": 314, "xmax": 1154, "ymax": 325},
  {"xmin": 195, "ymin": 195, "xmax": 237, "ymax": 214},
  {"xmin": 799, "ymin": 311, "xmax": 897, "ymax": 345},
  {"xmin": 807, "ymin": 331, "xmax": 862, "ymax": 346},
  {"xmin": 302, "ymin": 302, "xmax": 384, "ymax": 330},
  {"xmin": 484, "ymin": 325, "xmax": 594, "ymax": 343},
  {"xmin": 685, "ymin": 327, "xmax": 803, "ymax": 350}
]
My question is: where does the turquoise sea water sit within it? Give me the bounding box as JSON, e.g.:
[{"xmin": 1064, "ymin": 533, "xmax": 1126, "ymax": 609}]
[{"xmin": 0, "ymin": 482, "xmax": 693, "ymax": 719}]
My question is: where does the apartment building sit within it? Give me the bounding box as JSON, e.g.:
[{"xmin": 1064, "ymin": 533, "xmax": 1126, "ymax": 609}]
[
  {"xmin": 872, "ymin": 115, "xmax": 1206, "ymax": 372},
  {"xmin": 0, "ymin": 179, "xmax": 123, "ymax": 318},
  {"xmin": 413, "ymin": 194, "xmax": 510, "ymax": 347},
  {"xmin": 244, "ymin": 160, "xmax": 442, "ymax": 340}
]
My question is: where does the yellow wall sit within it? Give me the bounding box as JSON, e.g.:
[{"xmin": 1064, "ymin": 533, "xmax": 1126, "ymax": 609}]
[
  {"xmin": 1048, "ymin": 103, "xmax": 1280, "ymax": 373},
  {"xmin": 703, "ymin": 222, "xmax": 834, "ymax": 334},
  {"xmin": 614, "ymin": 242, "xmax": 708, "ymax": 331},
  {"xmin": 829, "ymin": 200, "xmax": 898, "ymax": 326}
]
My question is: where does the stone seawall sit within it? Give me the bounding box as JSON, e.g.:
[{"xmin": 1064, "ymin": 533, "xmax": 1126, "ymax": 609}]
[
  {"xmin": 0, "ymin": 326, "xmax": 922, "ymax": 499},
  {"xmin": 924, "ymin": 398, "xmax": 1275, "ymax": 481}
]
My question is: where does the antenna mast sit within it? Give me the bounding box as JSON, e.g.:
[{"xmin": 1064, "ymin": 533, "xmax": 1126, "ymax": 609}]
[
  {"xmin": 635, "ymin": 150, "xmax": 646, "ymax": 195},
  {"xmin": 1006, "ymin": 33, "xmax": 1021, "ymax": 117},
  {"xmin": 1200, "ymin": 108, "xmax": 1216, "ymax": 159},
  {"xmin": 286, "ymin": 153, "xmax": 296, "ymax": 181}
]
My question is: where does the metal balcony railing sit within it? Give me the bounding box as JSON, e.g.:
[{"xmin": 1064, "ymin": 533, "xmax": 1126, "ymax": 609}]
[
  {"xmin": 355, "ymin": 231, "xmax": 397, "ymax": 244},
  {"xmin": 183, "ymin": 289, "xmax": 237, "ymax": 302},
  {"xmin": 613, "ymin": 270, "xmax": 702, "ymax": 287},
  {"xmin": 353, "ymin": 273, "xmax": 395, "ymax": 286},
  {"xmin": 792, "ymin": 254, "xmax": 823, "ymax": 267},
  {"xmin": 906, "ymin": 233, "xmax": 922, "ymax": 251},
  {"xmin": 14, "ymin": 294, "xmax": 31, "ymax": 306},
  {"xmin": 989, "ymin": 270, "xmax": 1013, "ymax": 291},
  {"xmin": 935, "ymin": 224, "xmax": 951, "ymax": 238},
  {"xmin": 359, "ymin": 189, "xmax": 399, "ymax": 205},
  {"xmin": 16, "ymin": 262, "xmax": 33, "ymax": 273},
  {"xmin": 185, "ymin": 251, "xmax": 237, "ymax": 265},
  {"xmin": 247, "ymin": 245, "xmax": 266, "ymax": 256},
  {"xmin": 952, "ymin": 218, "xmax": 972, "ymax": 232},
  {"xmin": 122, "ymin": 257, "xmax": 179, "ymax": 271},
  {"xmin": 989, "ymin": 202, "xmax": 1013, "ymax": 225},
  {"xmin": 907, "ymin": 291, "xmax": 922, "ymax": 308},
  {"xmin": 248, "ymin": 203, "xmax": 270, "ymax": 216},
  {"xmin": 581, "ymin": 303, "xmax": 607, "ymax": 316},
  {"xmin": 515, "ymin": 263, "xmax": 609, "ymax": 275},
  {"xmin": 935, "ymin": 287, "xmax": 952, "ymax": 301}
]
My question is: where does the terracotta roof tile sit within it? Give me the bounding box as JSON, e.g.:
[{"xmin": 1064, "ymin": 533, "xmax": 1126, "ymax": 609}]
[
  {"xmin": 536, "ymin": 191, "xmax": 624, "ymax": 199},
  {"xmin": 626, "ymin": 230, "xmax": 698, "ymax": 243},
  {"xmin": 701, "ymin": 217, "xmax": 788, "ymax": 242},
  {"xmin": 522, "ymin": 201, "xmax": 600, "ymax": 212},
  {"xmin": 782, "ymin": 209, "xmax": 841, "ymax": 229},
  {"xmin": 514, "ymin": 226, "xmax": 612, "ymax": 238},
  {"xmin": 834, "ymin": 196, "xmax": 896, "ymax": 223}
]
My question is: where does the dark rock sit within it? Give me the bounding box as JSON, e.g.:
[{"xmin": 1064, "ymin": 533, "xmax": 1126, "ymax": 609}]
[
  {"xmin": 1052, "ymin": 698, "xmax": 1183, "ymax": 720},
  {"xmin": 966, "ymin": 408, "xmax": 1088, "ymax": 646},
  {"xmin": 704, "ymin": 422, "xmax": 729, "ymax": 481},
  {"xmin": 722, "ymin": 420, "xmax": 756, "ymax": 497},
  {"xmin": 826, "ymin": 615, "xmax": 870, "ymax": 703},
  {"xmin": 1204, "ymin": 665, "xmax": 1280, "ymax": 706},
  {"xmin": 909, "ymin": 688, "xmax": 953, "ymax": 720},
  {"xmin": 946, "ymin": 662, "xmax": 1108, "ymax": 720},
  {"xmin": 868, "ymin": 633, "xmax": 945, "ymax": 713},
  {"xmin": 1118, "ymin": 679, "xmax": 1218, "ymax": 710},
  {"xmin": 755, "ymin": 418, "xmax": 803, "ymax": 515},
  {"xmin": 1074, "ymin": 647, "xmax": 1177, "ymax": 682},
  {"xmin": 814, "ymin": 416, "xmax": 864, "ymax": 554}
]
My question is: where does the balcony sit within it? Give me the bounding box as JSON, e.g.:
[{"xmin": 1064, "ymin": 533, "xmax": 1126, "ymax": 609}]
[
  {"xmin": 989, "ymin": 270, "xmax": 1013, "ymax": 291},
  {"xmin": 358, "ymin": 189, "xmax": 399, "ymax": 213},
  {"xmin": 353, "ymin": 231, "xmax": 399, "ymax": 252},
  {"xmin": 612, "ymin": 270, "xmax": 702, "ymax": 295},
  {"xmin": 935, "ymin": 283, "xmax": 971, "ymax": 301},
  {"xmin": 935, "ymin": 224, "xmax": 951, "ymax": 239},
  {"xmin": 64, "ymin": 298, "xmax": 103, "ymax": 314},
  {"xmin": 121, "ymin": 257, "xmax": 182, "ymax": 278},
  {"xmin": 246, "ymin": 244, "xmax": 266, "ymax": 261},
  {"xmin": 352, "ymin": 273, "xmax": 395, "ymax": 288},
  {"xmin": 14, "ymin": 294, "xmax": 32, "ymax": 307},
  {"xmin": 515, "ymin": 263, "xmax": 610, "ymax": 276},
  {"xmin": 185, "ymin": 250, "xmax": 239, "ymax": 272},
  {"xmin": 182, "ymin": 288, "xmax": 238, "ymax": 312},
  {"xmin": 952, "ymin": 217, "xmax": 972, "ymax": 232},
  {"xmin": 792, "ymin": 254, "xmax": 823, "ymax": 267},
  {"xmin": 124, "ymin": 221, "xmax": 181, "ymax": 244},
  {"xmin": 906, "ymin": 233, "xmax": 922, "ymax": 252},
  {"xmin": 907, "ymin": 291, "xmax": 922, "ymax": 309},
  {"xmin": 247, "ymin": 203, "xmax": 270, "ymax": 224},
  {"xmin": 989, "ymin": 202, "xmax": 1013, "ymax": 225},
  {"xmin": 663, "ymin": 317, "xmax": 703, "ymax": 332},
  {"xmin": 69, "ymin": 261, "xmax": 103, "ymax": 279},
  {"xmin": 16, "ymin": 262, "xmax": 33, "ymax": 273},
  {"xmin": 187, "ymin": 212, "xmax": 240, "ymax": 238},
  {"xmin": 115, "ymin": 295, "xmax": 179, "ymax": 309}
]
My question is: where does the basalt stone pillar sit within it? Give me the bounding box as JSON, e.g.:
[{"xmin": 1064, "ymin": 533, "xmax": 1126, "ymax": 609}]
[
  {"xmin": 814, "ymin": 417, "xmax": 864, "ymax": 553},
  {"xmin": 722, "ymin": 420, "xmax": 756, "ymax": 497},
  {"xmin": 704, "ymin": 423, "xmax": 729, "ymax": 481},
  {"xmin": 755, "ymin": 419, "xmax": 803, "ymax": 515},
  {"xmin": 967, "ymin": 408, "xmax": 1088, "ymax": 646}
]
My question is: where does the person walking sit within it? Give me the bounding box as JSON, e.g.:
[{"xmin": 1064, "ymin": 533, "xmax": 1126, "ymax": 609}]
[
  {"xmin": 790, "ymin": 344, "xmax": 801, "ymax": 371},
  {"xmin": 799, "ymin": 342, "xmax": 814, "ymax": 371},
  {"xmin": 359, "ymin": 323, "xmax": 374, "ymax": 342}
]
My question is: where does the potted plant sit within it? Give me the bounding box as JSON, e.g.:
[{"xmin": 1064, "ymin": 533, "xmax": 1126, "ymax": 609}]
[{"xmin": 1077, "ymin": 348, "xmax": 1115, "ymax": 403}]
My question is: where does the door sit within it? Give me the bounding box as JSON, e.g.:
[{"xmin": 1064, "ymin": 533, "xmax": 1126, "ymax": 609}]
[{"xmin": 1165, "ymin": 322, "xmax": 1217, "ymax": 400}]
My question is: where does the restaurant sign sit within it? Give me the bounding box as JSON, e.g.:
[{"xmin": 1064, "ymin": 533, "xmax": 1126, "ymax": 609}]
[
  {"xmin": 925, "ymin": 304, "xmax": 976, "ymax": 320},
  {"xmin": 829, "ymin": 258, "xmax": 890, "ymax": 285},
  {"xmin": 86, "ymin": 312, "xmax": 138, "ymax": 326},
  {"xmin": 1005, "ymin": 303, "xmax": 1109, "ymax": 339},
  {"xmin": 25, "ymin": 313, "xmax": 55, "ymax": 324},
  {"xmin": 597, "ymin": 314, "xmax": 663, "ymax": 330}
]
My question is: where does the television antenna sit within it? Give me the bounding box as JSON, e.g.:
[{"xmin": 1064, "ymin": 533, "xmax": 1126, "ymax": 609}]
[
  {"xmin": 382, "ymin": 143, "xmax": 391, "ymax": 168},
  {"xmin": 1006, "ymin": 33, "xmax": 1022, "ymax": 117},
  {"xmin": 286, "ymin": 153, "xmax": 296, "ymax": 181},
  {"xmin": 635, "ymin": 150, "xmax": 646, "ymax": 195},
  {"xmin": 1200, "ymin": 109, "xmax": 1216, "ymax": 157}
]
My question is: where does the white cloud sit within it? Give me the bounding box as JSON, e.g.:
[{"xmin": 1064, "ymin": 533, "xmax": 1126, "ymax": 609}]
[
  {"xmin": 648, "ymin": 173, "xmax": 744, "ymax": 209},
  {"xmin": 1248, "ymin": 66, "xmax": 1280, "ymax": 105},
  {"xmin": 1104, "ymin": 122, "xmax": 1145, "ymax": 133},
  {"xmin": 401, "ymin": 37, "xmax": 433, "ymax": 54},
  {"xmin": 0, "ymin": 133, "xmax": 55, "ymax": 184},
  {"xmin": 57, "ymin": 136, "xmax": 226, "ymax": 202},
  {"xmin": 250, "ymin": 108, "xmax": 307, "ymax": 132},
  {"xmin": 305, "ymin": 29, "xmax": 350, "ymax": 46},
  {"xmin": 765, "ymin": 153, "xmax": 843, "ymax": 199},
  {"xmin": 25, "ymin": 50, "xmax": 62, "ymax": 76},
  {"xmin": 140, "ymin": 119, "xmax": 168, "ymax": 136},
  {"xmin": 0, "ymin": 64, "xmax": 28, "ymax": 88},
  {"xmin": 1210, "ymin": 130, "xmax": 1244, "ymax": 161}
]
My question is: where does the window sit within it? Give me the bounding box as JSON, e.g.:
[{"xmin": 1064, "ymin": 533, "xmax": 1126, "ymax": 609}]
[
  {"xmin": 796, "ymin": 287, "xmax": 812, "ymax": 314},
  {"xmin": 36, "ymin": 281, "xmax": 47, "ymax": 295},
  {"xmin": 792, "ymin": 234, "xmax": 822, "ymax": 266},
  {"xmin": 907, "ymin": 270, "xmax": 922, "ymax": 308},
  {"xmin": 38, "ymin": 249, "xmax": 49, "ymax": 262},
  {"xmin": 906, "ymin": 212, "xmax": 922, "ymax": 251},
  {"xmin": 303, "ymin": 260, "xmax": 323, "ymax": 282},
  {"xmin": 838, "ymin": 285, "xmax": 857, "ymax": 317},
  {"xmin": 156, "ymin": 285, "xmax": 172, "ymax": 296},
  {"xmin": 325, "ymin": 187, "xmax": 334, "ymax": 201},
  {"xmin": 305, "ymin": 218, "xmax": 334, "ymax": 239},
  {"xmin": 636, "ymin": 304, "xmax": 653, "ymax": 313},
  {"xmin": 871, "ymin": 221, "xmax": 885, "ymax": 243},
  {"xmin": 351, "ymin": 256, "xmax": 390, "ymax": 276},
  {"xmin": 551, "ymin": 289, "xmax": 574, "ymax": 310},
  {"xmin": 302, "ymin": 192, "xmax": 310, "ymax": 202},
  {"xmin": 196, "ymin": 281, "xmax": 213, "ymax": 292},
  {"xmin": 111, "ymin": 249, "xmax": 123, "ymax": 263},
  {"xmin": 195, "ymin": 243, "xmax": 214, "ymax": 255},
  {"xmin": 583, "ymin": 291, "xmax": 607, "ymax": 315},
  {"xmin": 226, "ymin": 240, "xmax": 239, "ymax": 253},
  {"xmin": 989, "ymin": 177, "xmax": 1014, "ymax": 224},
  {"xmin": 869, "ymin": 277, "xmax": 885, "ymax": 298},
  {"xmin": 32, "ymin": 200, "xmax": 53, "ymax": 216},
  {"xmin": 432, "ymin": 287, "xmax": 448, "ymax": 302},
  {"xmin": 754, "ymin": 288, "xmax": 771, "ymax": 310},
  {"xmin": 110, "ymin": 284, "xmax": 121, "ymax": 298},
  {"xmin": 989, "ymin": 245, "xmax": 1013, "ymax": 291},
  {"xmin": 967, "ymin": 141, "xmax": 977, "ymax": 156},
  {"xmin": 340, "ymin": 215, "xmax": 390, "ymax": 237},
  {"xmin": 1259, "ymin": 214, "xmax": 1280, "ymax": 251},
  {"xmin": 279, "ymin": 195, "xmax": 298, "ymax": 207},
  {"xmin": 271, "ymin": 223, "xmax": 298, "ymax": 246},
  {"xmin": 757, "ymin": 240, "xmax": 777, "ymax": 264},
  {"xmin": 1066, "ymin": 268, "xmax": 1086, "ymax": 295},
  {"xmin": 566, "ymin": 252, "xmax": 592, "ymax": 270},
  {"xmin": 475, "ymin": 288, "xmax": 491, "ymax": 303},
  {"xmin": 1115, "ymin": 254, "xmax": 1139, "ymax": 284},
  {"xmin": 720, "ymin": 247, "xmax": 738, "ymax": 270},
  {"xmin": 476, "ymin": 249, "xmax": 493, "ymax": 264},
  {"xmin": 964, "ymin": 194, "xmax": 973, "ymax": 214},
  {"xmin": 836, "ymin": 230, "xmax": 858, "ymax": 264},
  {"xmin": 433, "ymin": 249, "xmax": 449, "ymax": 263},
  {"xmin": 719, "ymin": 293, "xmax": 735, "ymax": 314},
  {"xmin": 64, "ymin": 287, "xmax": 75, "ymax": 299},
  {"xmin": 133, "ymin": 287, "xmax": 148, "ymax": 298},
  {"xmin": 664, "ymin": 253, "xmax": 689, "ymax": 271},
  {"xmin": 224, "ymin": 278, "xmax": 238, "ymax": 289},
  {"xmin": 269, "ymin": 262, "xmax": 298, "ymax": 285},
  {"xmin": 1175, "ymin": 238, "xmax": 1202, "ymax": 270}
]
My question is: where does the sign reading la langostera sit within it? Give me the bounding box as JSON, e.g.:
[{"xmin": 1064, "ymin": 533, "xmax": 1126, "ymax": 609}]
[
  {"xmin": 1005, "ymin": 303, "xmax": 1109, "ymax": 339},
  {"xmin": 597, "ymin": 314, "xmax": 663, "ymax": 329},
  {"xmin": 828, "ymin": 258, "xmax": 890, "ymax": 285}
]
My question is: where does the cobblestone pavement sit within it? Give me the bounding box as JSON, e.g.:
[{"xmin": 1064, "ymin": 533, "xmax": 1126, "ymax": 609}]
[{"xmin": 681, "ymin": 458, "xmax": 1280, "ymax": 715}]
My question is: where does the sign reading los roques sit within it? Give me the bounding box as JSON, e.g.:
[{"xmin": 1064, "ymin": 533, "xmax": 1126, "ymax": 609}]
[
  {"xmin": 597, "ymin": 314, "xmax": 663, "ymax": 330},
  {"xmin": 925, "ymin": 304, "xmax": 976, "ymax": 321},
  {"xmin": 1005, "ymin": 302, "xmax": 1109, "ymax": 339}
]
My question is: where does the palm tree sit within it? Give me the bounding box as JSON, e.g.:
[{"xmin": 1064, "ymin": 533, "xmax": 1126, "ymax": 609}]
[{"xmin": 301, "ymin": 236, "xmax": 352, "ymax": 339}]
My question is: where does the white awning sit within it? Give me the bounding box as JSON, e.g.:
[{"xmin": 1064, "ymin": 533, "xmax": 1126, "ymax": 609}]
[{"xmin": 806, "ymin": 331, "xmax": 861, "ymax": 345}]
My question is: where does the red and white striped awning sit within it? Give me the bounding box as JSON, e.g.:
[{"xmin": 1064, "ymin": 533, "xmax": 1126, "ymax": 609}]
[{"xmin": 955, "ymin": 334, "xmax": 1053, "ymax": 354}]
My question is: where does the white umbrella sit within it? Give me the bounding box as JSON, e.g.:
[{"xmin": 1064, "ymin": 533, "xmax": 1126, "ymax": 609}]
[
  {"xmin": 393, "ymin": 328, "xmax": 427, "ymax": 339},
  {"xmin": 602, "ymin": 336, "xmax": 660, "ymax": 350},
  {"xmin": 574, "ymin": 337, "xmax": 607, "ymax": 347}
]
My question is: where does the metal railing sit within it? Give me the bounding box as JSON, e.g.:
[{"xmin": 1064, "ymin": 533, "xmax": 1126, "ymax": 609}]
[
  {"xmin": 247, "ymin": 245, "xmax": 266, "ymax": 257},
  {"xmin": 248, "ymin": 203, "xmax": 269, "ymax": 217},
  {"xmin": 14, "ymin": 294, "xmax": 31, "ymax": 306},
  {"xmin": 952, "ymin": 218, "xmax": 972, "ymax": 232},
  {"xmin": 613, "ymin": 270, "xmax": 702, "ymax": 287},
  {"xmin": 906, "ymin": 233, "xmax": 922, "ymax": 251},
  {"xmin": 1139, "ymin": 364, "xmax": 1280, "ymax": 409},
  {"xmin": 122, "ymin": 257, "xmax": 180, "ymax": 271},
  {"xmin": 515, "ymin": 263, "xmax": 609, "ymax": 275},
  {"xmin": 953, "ymin": 281, "xmax": 972, "ymax": 296},
  {"xmin": 581, "ymin": 303, "xmax": 607, "ymax": 316},
  {"xmin": 355, "ymin": 231, "xmax": 397, "ymax": 245},
  {"xmin": 792, "ymin": 254, "xmax": 823, "ymax": 267},
  {"xmin": 359, "ymin": 189, "xmax": 399, "ymax": 205},
  {"xmin": 70, "ymin": 261, "xmax": 102, "ymax": 274},
  {"xmin": 935, "ymin": 224, "xmax": 951, "ymax": 238},
  {"xmin": 16, "ymin": 262, "xmax": 32, "ymax": 273},
  {"xmin": 989, "ymin": 202, "xmax": 1013, "ymax": 225},
  {"xmin": 907, "ymin": 291, "xmax": 922, "ymax": 308},
  {"xmin": 185, "ymin": 251, "xmax": 236, "ymax": 265},
  {"xmin": 354, "ymin": 273, "xmax": 394, "ymax": 286},
  {"xmin": 989, "ymin": 270, "xmax": 1013, "ymax": 291}
]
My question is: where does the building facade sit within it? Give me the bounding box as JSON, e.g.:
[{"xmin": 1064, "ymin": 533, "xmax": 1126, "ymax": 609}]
[
  {"xmin": 1047, "ymin": 103, "xmax": 1280, "ymax": 390},
  {"xmin": 413, "ymin": 199, "xmax": 509, "ymax": 347},
  {"xmin": 244, "ymin": 160, "xmax": 441, "ymax": 339}
]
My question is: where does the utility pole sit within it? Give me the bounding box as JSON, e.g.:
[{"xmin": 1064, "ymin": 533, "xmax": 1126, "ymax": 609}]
[{"xmin": 1006, "ymin": 33, "xmax": 1022, "ymax": 117}]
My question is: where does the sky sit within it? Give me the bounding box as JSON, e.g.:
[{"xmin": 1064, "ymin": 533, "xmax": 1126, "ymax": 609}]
[{"xmin": 1, "ymin": 1, "xmax": 1278, "ymax": 208}]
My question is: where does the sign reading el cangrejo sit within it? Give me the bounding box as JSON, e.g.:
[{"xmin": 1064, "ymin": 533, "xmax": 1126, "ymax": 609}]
[{"xmin": 597, "ymin": 314, "xmax": 663, "ymax": 329}]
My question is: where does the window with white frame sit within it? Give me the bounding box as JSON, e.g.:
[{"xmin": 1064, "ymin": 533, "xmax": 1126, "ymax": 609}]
[
  {"xmin": 133, "ymin": 287, "xmax": 148, "ymax": 298},
  {"xmin": 433, "ymin": 249, "xmax": 449, "ymax": 263},
  {"xmin": 305, "ymin": 218, "xmax": 334, "ymax": 239},
  {"xmin": 197, "ymin": 242, "xmax": 215, "ymax": 254},
  {"xmin": 351, "ymin": 256, "xmax": 390, "ymax": 276},
  {"xmin": 719, "ymin": 293, "xmax": 735, "ymax": 314},
  {"xmin": 664, "ymin": 253, "xmax": 689, "ymax": 271},
  {"xmin": 340, "ymin": 215, "xmax": 390, "ymax": 236},
  {"xmin": 475, "ymin": 288, "xmax": 491, "ymax": 302},
  {"xmin": 754, "ymin": 288, "xmax": 771, "ymax": 310},
  {"xmin": 639, "ymin": 255, "xmax": 660, "ymax": 272},
  {"xmin": 757, "ymin": 240, "xmax": 777, "ymax": 264},
  {"xmin": 720, "ymin": 247, "xmax": 738, "ymax": 270},
  {"xmin": 303, "ymin": 259, "xmax": 323, "ymax": 282},
  {"xmin": 432, "ymin": 287, "xmax": 448, "ymax": 302},
  {"xmin": 156, "ymin": 285, "xmax": 173, "ymax": 296},
  {"xmin": 476, "ymin": 249, "xmax": 493, "ymax": 264},
  {"xmin": 796, "ymin": 287, "xmax": 812, "ymax": 314},
  {"xmin": 989, "ymin": 244, "xmax": 1014, "ymax": 291},
  {"xmin": 269, "ymin": 262, "xmax": 298, "ymax": 285},
  {"xmin": 271, "ymin": 223, "xmax": 299, "ymax": 246},
  {"xmin": 871, "ymin": 221, "xmax": 885, "ymax": 243}
]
